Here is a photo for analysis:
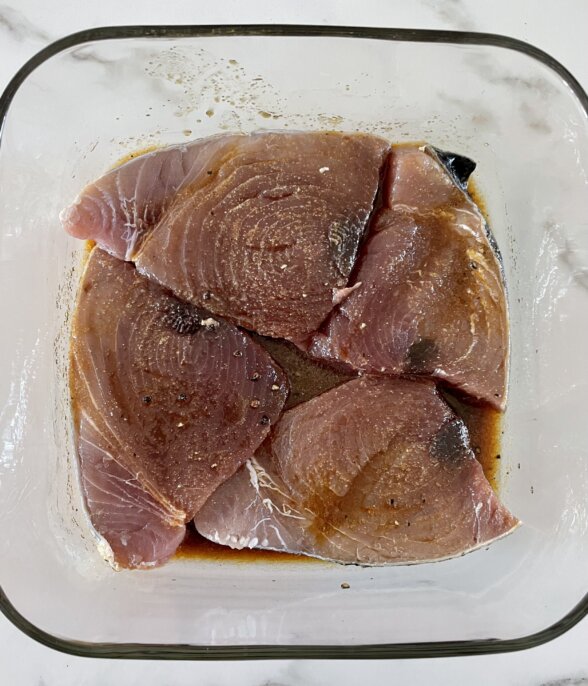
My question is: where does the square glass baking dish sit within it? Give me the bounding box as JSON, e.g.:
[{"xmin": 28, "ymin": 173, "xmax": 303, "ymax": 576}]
[{"xmin": 1, "ymin": 25, "xmax": 588, "ymax": 660}]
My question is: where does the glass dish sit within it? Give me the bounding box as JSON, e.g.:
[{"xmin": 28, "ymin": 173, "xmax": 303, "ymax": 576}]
[{"xmin": 1, "ymin": 25, "xmax": 588, "ymax": 660}]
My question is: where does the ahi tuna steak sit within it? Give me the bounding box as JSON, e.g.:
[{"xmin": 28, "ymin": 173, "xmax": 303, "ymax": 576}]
[
  {"xmin": 310, "ymin": 145, "xmax": 508, "ymax": 409},
  {"xmin": 62, "ymin": 132, "xmax": 390, "ymax": 342},
  {"xmin": 194, "ymin": 377, "xmax": 518, "ymax": 564},
  {"xmin": 78, "ymin": 415, "xmax": 186, "ymax": 569},
  {"xmin": 61, "ymin": 134, "xmax": 241, "ymax": 260},
  {"xmin": 71, "ymin": 248, "xmax": 287, "ymax": 546}
]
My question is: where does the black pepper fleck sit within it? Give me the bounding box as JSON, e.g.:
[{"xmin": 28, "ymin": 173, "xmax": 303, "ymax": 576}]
[
  {"xmin": 142, "ymin": 395, "xmax": 152, "ymax": 404},
  {"xmin": 162, "ymin": 301, "xmax": 201, "ymax": 335},
  {"xmin": 260, "ymin": 415, "xmax": 270, "ymax": 426}
]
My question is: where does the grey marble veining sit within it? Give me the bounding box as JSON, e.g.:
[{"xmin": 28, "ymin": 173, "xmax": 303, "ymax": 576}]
[
  {"xmin": 559, "ymin": 239, "xmax": 588, "ymax": 290},
  {"xmin": 69, "ymin": 45, "xmax": 119, "ymax": 65},
  {"xmin": 468, "ymin": 52, "xmax": 558, "ymax": 98},
  {"xmin": 535, "ymin": 677, "xmax": 588, "ymax": 686},
  {"xmin": 422, "ymin": 0, "xmax": 476, "ymax": 31},
  {"xmin": 436, "ymin": 92, "xmax": 501, "ymax": 132},
  {"xmin": 0, "ymin": 3, "xmax": 51, "ymax": 43}
]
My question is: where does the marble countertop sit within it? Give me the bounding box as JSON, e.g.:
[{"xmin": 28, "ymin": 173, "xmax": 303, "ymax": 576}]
[{"xmin": 1, "ymin": 1, "xmax": 587, "ymax": 684}]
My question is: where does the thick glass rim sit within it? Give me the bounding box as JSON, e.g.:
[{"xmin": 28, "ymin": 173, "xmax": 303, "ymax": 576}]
[{"xmin": 1, "ymin": 24, "xmax": 587, "ymax": 661}]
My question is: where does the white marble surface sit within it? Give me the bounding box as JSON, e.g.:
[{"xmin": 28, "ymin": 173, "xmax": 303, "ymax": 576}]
[{"xmin": 1, "ymin": 0, "xmax": 588, "ymax": 683}]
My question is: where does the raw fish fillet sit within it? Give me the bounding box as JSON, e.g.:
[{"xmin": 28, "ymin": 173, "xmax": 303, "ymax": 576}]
[
  {"xmin": 194, "ymin": 377, "xmax": 518, "ymax": 564},
  {"xmin": 310, "ymin": 146, "xmax": 508, "ymax": 409},
  {"xmin": 61, "ymin": 134, "xmax": 241, "ymax": 260},
  {"xmin": 78, "ymin": 415, "xmax": 185, "ymax": 569},
  {"xmin": 62, "ymin": 131, "xmax": 390, "ymax": 342},
  {"xmin": 71, "ymin": 248, "xmax": 287, "ymax": 528}
]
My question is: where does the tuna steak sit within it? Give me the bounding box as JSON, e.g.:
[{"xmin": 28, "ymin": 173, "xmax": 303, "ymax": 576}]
[
  {"xmin": 78, "ymin": 415, "xmax": 185, "ymax": 569},
  {"xmin": 61, "ymin": 134, "xmax": 241, "ymax": 260},
  {"xmin": 194, "ymin": 377, "xmax": 518, "ymax": 564},
  {"xmin": 62, "ymin": 131, "xmax": 390, "ymax": 342},
  {"xmin": 71, "ymin": 248, "xmax": 288, "ymax": 530},
  {"xmin": 310, "ymin": 145, "xmax": 508, "ymax": 409}
]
